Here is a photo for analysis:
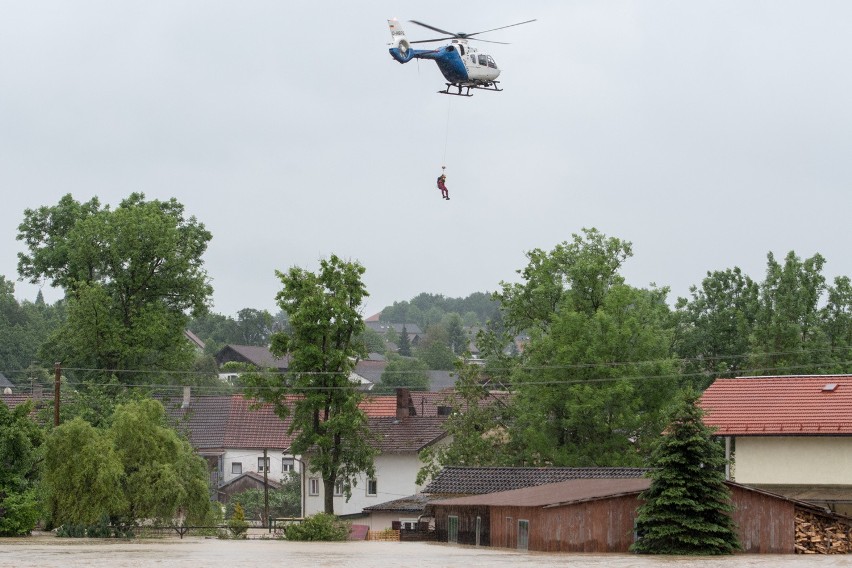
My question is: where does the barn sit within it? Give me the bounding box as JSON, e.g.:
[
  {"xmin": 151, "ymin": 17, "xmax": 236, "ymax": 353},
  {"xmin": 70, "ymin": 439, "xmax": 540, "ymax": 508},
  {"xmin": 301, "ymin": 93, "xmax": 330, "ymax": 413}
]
[{"xmin": 428, "ymin": 477, "xmax": 852, "ymax": 553}]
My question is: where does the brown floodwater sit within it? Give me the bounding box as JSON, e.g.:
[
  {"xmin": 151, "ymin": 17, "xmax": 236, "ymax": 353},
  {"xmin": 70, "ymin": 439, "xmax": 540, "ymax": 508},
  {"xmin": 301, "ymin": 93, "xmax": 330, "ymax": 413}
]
[{"xmin": 0, "ymin": 536, "xmax": 850, "ymax": 568}]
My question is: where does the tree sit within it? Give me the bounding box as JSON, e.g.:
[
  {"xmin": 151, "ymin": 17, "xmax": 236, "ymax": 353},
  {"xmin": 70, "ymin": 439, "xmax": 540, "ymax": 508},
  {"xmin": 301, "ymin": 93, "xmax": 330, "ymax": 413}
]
[
  {"xmin": 225, "ymin": 473, "xmax": 301, "ymax": 525},
  {"xmin": 632, "ymin": 390, "xmax": 739, "ymax": 555},
  {"xmin": 445, "ymin": 313, "xmax": 468, "ymax": 355},
  {"xmin": 17, "ymin": 193, "xmax": 213, "ymax": 384},
  {"xmin": 397, "ymin": 324, "xmax": 412, "ymax": 356},
  {"xmin": 673, "ymin": 267, "xmax": 759, "ymax": 386},
  {"xmin": 0, "ymin": 275, "xmax": 64, "ymax": 379},
  {"xmin": 42, "ymin": 417, "xmax": 126, "ymax": 527},
  {"xmin": 417, "ymin": 362, "xmax": 511, "ymax": 484},
  {"xmin": 821, "ymin": 276, "xmax": 852, "ymax": 370},
  {"xmin": 750, "ymin": 251, "xmax": 829, "ymax": 375},
  {"xmin": 375, "ymin": 356, "xmax": 429, "ymax": 394},
  {"xmin": 416, "ymin": 324, "xmax": 456, "ymax": 370},
  {"xmin": 42, "ymin": 399, "xmax": 213, "ymax": 527},
  {"xmin": 491, "ymin": 229, "xmax": 679, "ymax": 466},
  {"xmin": 244, "ymin": 255, "xmax": 376, "ymax": 514},
  {"xmin": 0, "ymin": 401, "xmax": 44, "ymax": 536}
]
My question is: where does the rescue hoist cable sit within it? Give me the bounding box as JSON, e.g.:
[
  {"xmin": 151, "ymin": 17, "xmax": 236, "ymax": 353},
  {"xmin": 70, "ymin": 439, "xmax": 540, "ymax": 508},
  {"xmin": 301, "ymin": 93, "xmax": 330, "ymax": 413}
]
[{"xmin": 442, "ymin": 95, "xmax": 452, "ymax": 170}]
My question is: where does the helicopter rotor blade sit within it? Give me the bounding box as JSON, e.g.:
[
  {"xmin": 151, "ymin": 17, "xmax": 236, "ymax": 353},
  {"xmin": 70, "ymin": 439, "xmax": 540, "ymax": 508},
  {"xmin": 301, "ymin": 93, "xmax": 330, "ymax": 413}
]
[
  {"xmin": 409, "ymin": 37, "xmax": 455, "ymax": 45},
  {"xmin": 409, "ymin": 20, "xmax": 457, "ymax": 37},
  {"xmin": 469, "ymin": 38, "xmax": 510, "ymax": 45},
  {"xmin": 465, "ymin": 19, "xmax": 537, "ymax": 38}
]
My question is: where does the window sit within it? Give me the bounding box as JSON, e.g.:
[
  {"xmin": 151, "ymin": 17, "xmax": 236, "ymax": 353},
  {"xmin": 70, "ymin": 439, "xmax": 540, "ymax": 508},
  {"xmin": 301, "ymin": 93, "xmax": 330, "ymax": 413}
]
[
  {"xmin": 486, "ymin": 55, "xmax": 497, "ymax": 69},
  {"xmin": 282, "ymin": 457, "xmax": 295, "ymax": 473},
  {"xmin": 367, "ymin": 478, "xmax": 378, "ymax": 496},
  {"xmin": 231, "ymin": 462, "xmax": 242, "ymax": 475},
  {"xmin": 334, "ymin": 479, "xmax": 344, "ymax": 496},
  {"xmin": 478, "ymin": 54, "xmax": 487, "ymax": 66},
  {"xmin": 308, "ymin": 478, "xmax": 320, "ymax": 496},
  {"xmin": 257, "ymin": 457, "xmax": 270, "ymax": 472}
]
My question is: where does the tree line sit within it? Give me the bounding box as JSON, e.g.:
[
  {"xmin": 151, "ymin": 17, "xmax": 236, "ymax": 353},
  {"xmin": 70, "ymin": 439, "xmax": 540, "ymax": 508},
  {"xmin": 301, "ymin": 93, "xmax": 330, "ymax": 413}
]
[{"xmin": 2, "ymin": 193, "xmax": 851, "ymax": 537}]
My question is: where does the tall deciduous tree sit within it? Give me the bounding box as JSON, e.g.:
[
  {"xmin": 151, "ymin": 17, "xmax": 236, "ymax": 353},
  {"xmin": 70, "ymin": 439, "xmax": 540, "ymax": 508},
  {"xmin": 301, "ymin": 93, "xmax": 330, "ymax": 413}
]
[
  {"xmin": 16, "ymin": 193, "xmax": 213, "ymax": 383},
  {"xmin": 244, "ymin": 255, "xmax": 376, "ymax": 514},
  {"xmin": 750, "ymin": 251, "xmax": 828, "ymax": 374},
  {"xmin": 673, "ymin": 267, "xmax": 759, "ymax": 386},
  {"xmin": 376, "ymin": 355, "xmax": 429, "ymax": 394},
  {"xmin": 632, "ymin": 390, "xmax": 739, "ymax": 555},
  {"xmin": 491, "ymin": 229, "xmax": 679, "ymax": 466}
]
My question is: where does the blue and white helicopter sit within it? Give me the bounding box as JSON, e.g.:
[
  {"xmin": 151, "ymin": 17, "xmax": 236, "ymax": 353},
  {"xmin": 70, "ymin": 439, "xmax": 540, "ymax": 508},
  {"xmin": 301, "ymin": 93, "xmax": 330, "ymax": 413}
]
[{"xmin": 387, "ymin": 18, "xmax": 535, "ymax": 96}]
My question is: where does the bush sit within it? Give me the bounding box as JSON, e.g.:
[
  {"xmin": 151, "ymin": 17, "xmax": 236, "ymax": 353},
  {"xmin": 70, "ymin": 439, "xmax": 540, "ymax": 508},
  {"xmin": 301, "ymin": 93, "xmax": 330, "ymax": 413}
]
[
  {"xmin": 284, "ymin": 513, "xmax": 349, "ymax": 541},
  {"xmin": 228, "ymin": 502, "xmax": 249, "ymax": 538}
]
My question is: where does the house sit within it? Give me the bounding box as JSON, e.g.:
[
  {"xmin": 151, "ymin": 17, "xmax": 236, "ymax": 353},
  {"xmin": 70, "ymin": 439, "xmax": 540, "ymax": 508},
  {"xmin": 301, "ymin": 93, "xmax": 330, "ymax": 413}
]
[
  {"xmin": 214, "ymin": 344, "xmax": 291, "ymax": 382},
  {"xmin": 302, "ymin": 389, "xmax": 449, "ymax": 522},
  {"xmin": 183, "ymin": 329, "xmax": 206, "ymax": 352},
  {"xmin": 217, "ymin": 471, "xmax": 284, "ymax": 504},
  {"xmin": 0, "ymin": 372, "xmax": 15, "ymax": 393},
  {"xmin": 699, "ymin": 375, "xmax": 852, "ymax": 515},
  {"xmin": 160, "ymin": 389, "xmax": 301, "ymax": 503},
  {"xmin": 427, "ymin": 476, "xmax": 849, "ymax": 553}
]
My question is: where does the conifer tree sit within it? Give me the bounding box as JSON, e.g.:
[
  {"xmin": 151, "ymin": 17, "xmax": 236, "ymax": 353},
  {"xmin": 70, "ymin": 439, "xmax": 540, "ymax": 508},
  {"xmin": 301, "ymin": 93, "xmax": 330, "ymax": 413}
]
[
  {"xmin": 631, "ymin": 390, "xmax": 739, "ymax": 555},
  {"xmin": 397, "ymin": 324, "xmax": 412, "ymax": 356}
]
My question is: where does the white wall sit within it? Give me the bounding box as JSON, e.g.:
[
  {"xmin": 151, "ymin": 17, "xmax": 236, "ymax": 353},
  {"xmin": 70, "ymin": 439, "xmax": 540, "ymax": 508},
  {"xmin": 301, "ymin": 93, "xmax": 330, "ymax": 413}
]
[
  {"xmin": 304, "ymin": 453, "xmax": 428, "ymax": 517},
  {"xmin": 222, "ymin": 449, "xmax": 300, "ymax": 485},
  {"xmin": 735, "ymin": 436, "xmax": 852, "ymax": 484}
]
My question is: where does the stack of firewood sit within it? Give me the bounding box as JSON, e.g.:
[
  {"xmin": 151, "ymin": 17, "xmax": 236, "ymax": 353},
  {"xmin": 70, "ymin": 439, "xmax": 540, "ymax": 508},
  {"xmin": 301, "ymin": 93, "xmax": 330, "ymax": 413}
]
[{"xmin": 795, "ymin": 511, "xmax": 852, "ymax": 554}]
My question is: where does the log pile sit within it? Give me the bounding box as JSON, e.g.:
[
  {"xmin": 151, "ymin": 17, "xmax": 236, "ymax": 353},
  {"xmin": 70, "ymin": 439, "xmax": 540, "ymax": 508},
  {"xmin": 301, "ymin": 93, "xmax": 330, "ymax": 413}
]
[{"xmin": 795, "ymin": 511, "xmax": 852, "ymax": 554}]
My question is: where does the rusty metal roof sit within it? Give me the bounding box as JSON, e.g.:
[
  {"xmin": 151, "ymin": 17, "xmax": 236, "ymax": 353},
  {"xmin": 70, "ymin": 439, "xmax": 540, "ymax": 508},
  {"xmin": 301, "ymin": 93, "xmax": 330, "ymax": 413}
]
[{"xmin": 431, "ymin": 477, "xmax": 652, "ymax": 508}]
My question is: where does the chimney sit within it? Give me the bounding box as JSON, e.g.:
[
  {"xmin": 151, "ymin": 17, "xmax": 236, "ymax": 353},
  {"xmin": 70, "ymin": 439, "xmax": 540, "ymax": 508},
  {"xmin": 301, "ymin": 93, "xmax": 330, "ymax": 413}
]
[
  {"xmin": 182, "ymin": 386, "xmax": 191, "ymax": 409},
  {"xmin": 396, "ymin": 387, "xmax": 413, "ymax": 420}
]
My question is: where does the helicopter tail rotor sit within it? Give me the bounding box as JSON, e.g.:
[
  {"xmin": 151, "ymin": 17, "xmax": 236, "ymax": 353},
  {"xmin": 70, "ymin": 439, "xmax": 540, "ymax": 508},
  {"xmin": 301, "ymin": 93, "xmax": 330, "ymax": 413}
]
[{"xmin": 388, "ymin": 19, "xmax": 413, "ymax": 62}]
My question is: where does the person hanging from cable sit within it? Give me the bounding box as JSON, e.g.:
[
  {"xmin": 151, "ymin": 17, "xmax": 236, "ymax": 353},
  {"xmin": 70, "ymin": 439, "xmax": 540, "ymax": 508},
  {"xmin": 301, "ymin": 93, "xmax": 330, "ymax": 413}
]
[{"xmin": 436, "ymin": 168, "xmax": 449, "ymax": 200}]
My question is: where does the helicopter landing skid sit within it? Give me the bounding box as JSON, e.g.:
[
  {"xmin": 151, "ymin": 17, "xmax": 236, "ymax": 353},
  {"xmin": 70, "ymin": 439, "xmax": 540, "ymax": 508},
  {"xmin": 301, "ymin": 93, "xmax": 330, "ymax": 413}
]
[{"xmin": 438, "ymin": 82, "xmax": 502, "ymax": 97}]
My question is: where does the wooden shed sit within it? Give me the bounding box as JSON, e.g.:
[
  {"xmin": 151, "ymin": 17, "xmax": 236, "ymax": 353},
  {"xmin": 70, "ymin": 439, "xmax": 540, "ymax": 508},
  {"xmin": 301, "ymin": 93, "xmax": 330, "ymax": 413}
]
[{"xmin": 428, "ymin": 478, "xmax": 852, "ymax": 554}]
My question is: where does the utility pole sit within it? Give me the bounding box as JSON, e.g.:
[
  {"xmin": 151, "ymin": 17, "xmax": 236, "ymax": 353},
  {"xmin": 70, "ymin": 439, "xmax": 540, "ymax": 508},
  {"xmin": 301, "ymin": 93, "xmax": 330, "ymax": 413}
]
[
  {"xmin": 263, "ymin": 448, "xmax": 270, "ymax": 532},
  {"xmin": 53, "ymin": 362, "xmax": 61, "ymax": 427}
]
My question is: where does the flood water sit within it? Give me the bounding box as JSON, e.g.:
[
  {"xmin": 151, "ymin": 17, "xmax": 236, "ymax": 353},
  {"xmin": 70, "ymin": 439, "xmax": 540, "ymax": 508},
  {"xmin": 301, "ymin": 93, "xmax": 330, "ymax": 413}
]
[{"xmin": 1, "ymin": 536, "xmax": 851, "ymax": 568}]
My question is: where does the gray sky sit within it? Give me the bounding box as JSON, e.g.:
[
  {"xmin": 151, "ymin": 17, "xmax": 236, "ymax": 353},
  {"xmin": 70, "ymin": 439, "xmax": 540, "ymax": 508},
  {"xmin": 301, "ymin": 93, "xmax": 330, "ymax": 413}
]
[{"xmin": 2, "ymin": 1, "xmax": 851, "ymax": 318}]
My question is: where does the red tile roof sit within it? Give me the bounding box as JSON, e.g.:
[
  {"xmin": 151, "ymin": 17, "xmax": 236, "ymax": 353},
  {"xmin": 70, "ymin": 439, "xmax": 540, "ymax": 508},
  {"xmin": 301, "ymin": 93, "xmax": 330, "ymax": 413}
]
[
  {"xmin": 699, "ymin": 375, "xmax": 852, "ymax": 435},
  {"xmin": 223, "ymin": 395, "xmax": 297, "ymax": 449},
  {"xmin": 360, "ymin": 396, "xmax": 397, "ymax": 417}
]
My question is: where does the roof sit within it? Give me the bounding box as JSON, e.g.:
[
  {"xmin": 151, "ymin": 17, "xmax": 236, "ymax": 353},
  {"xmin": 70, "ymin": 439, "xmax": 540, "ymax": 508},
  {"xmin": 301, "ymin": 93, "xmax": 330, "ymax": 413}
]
[
  {"xmin": 360, "ymin": 396, "xmax": 397, "ymax": 417},
  {"xmin": 363, "ymin": 493, "xmax": 436, "ymax": 513},
  {"xmin": 423, "ymin": 466, "xmax": 650, "ymax": 495},
  {"xmin": 161, "ymin": 395, "xmax": 231, "ymax": 449},
  {"xmin": 218, "ymin": 471, "xmax": 283, "ymax": 491},
  {"xmin": 183, "ymin": 329, "xmax": 206, "ymax": 350},
  {"xmin": 369, "ymin": 416, "xmax": 448, "ymax": 453},
  {"xmin": 0, "ymin": 393, "xmax": 36, "ymax": 410},
  {"xmin": 426, "ymin": 371, "xmax": 456, "ymax": 391},
  {"xmin": 700, "ymin": 375, "xmax": 852, "ymax": 435},
  {"xmin": 0, "ymin": 372, "xmax": 14, "ymax": 389},
  {"xmin": 224, "ymin": 396, "xmax": 296, "ymax": 449},
  {"xmin": 431, "ymin": 477, "xmax": 652, "ymax": 508},
  {"xmin": 215, "ymin": 344, "xmax": 290, "ymax": 371},
  {"xmin": 354, "ymin": 359, "xmax": 387, "ymax": 383}
]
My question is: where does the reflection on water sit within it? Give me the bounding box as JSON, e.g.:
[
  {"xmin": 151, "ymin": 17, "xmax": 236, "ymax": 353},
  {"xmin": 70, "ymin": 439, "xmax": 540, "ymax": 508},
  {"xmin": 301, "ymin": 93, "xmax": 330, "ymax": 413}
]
[{"xmin": 0, "ymin": 536, "xmax": 849, "ymax": 568}]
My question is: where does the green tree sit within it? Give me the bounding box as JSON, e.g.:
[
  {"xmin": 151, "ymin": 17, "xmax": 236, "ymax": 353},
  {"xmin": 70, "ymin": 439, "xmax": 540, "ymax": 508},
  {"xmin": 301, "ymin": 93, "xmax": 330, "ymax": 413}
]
[
  {"xmin": 227, "ymin": 502, "xmax": 249, "ymax": 538},
  {"xmin": 416, "ymin": 324, "xmax": 456, "ymax": 370},
  {"xmin": 244, "ymin": 255, "xmax": 376, "ymax": 514},
  {"xmin": 0, "ymin": 401, "xmax": 44, "ymax": 536},
  {"xmin": 821, "ymin": 276, "xmax": 852, "ymax": 370},
  {"xmin": 42, "ymin": 417, "xmax": 126, "ymax": 527},
  {"xmin": 225, "ymin": 473, "xmax": 301, "ymax": 525},
  {"xmin": 491, "ymin": 229, "xmax": 679, "ymax": 466},
  {"xmin": 357, "ymin": 327, "xmax": 386, "ymax": 355},
  {"xmin": 42, "ymin": 399, "xmax": 213, "ymax": 527},
  {"xmin": 375, "ymin": 356, "xmax": 429, "ymax": 394},
  {"xmin": 750, "ymin": 251, "xmax": 828, "ymax": 374},
  {"xmin": 0, "ymin": 275, "xmax": 64, "ymax": 379},
  {"xmin": 417, "ymin": 362, "xmax": 510, "ymax": 484},
  {"xmin": 17, "ymin": 193, "xmax": 213, "ymax": 385},
  {"xmin": 445, "ymin": 313, "xmax": 468, "ymax": 355},
  {"xmin": 397, "ymin": 324, "xmax": 412, "ymax": 356},
  {"xmin": 673, "ymin": 267, "xmax": 759, "ymax": 386},
  {"xmin": 632, "ymin": 390, "xmax": 739, "ymax": 555}
]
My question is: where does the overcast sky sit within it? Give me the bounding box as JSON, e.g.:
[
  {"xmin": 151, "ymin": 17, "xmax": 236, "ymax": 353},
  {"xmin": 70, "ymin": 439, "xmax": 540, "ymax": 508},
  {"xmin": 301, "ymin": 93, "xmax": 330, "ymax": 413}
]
[{"xmin": 2, "ymin": 1, "xmax": 851, "ymax": 318}]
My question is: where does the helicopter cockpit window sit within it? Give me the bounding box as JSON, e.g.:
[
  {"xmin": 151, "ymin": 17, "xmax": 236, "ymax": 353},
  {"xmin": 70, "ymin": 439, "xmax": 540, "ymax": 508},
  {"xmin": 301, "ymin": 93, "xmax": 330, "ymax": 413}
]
[
  {"xmin": 470, "ymin": 55, "xmax": 476, "ymax": 64},
  {"xmin": 486, "ymin": 55, "xmax": 497, "ymax": 68},
  {"xmin": 478, "ymin": 54, "xmax": 487, "ymax": 66}
]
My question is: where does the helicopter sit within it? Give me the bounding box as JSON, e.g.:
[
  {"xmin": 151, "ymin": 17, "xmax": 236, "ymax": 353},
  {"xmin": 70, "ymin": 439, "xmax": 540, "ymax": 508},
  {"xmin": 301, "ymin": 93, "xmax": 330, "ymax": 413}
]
[{"xmin": 387, "ymin": 18, "xmax": 535, "ymax": 96}]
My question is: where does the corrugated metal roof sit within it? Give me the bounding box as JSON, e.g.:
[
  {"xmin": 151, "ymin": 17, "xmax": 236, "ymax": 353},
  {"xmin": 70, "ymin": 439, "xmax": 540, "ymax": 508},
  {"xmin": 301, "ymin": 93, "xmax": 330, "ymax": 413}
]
[
  {"xmin": 700, "ymin": 375, "xmax": 852, "ymax": 435},
  {"xmin": 431, "ymin": 478, "xmax": 652, "ymax": 508}
]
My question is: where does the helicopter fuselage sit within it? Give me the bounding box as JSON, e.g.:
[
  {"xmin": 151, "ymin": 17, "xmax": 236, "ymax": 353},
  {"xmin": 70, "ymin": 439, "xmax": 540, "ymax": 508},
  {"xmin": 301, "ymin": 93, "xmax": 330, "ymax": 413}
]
[{"xmin": 389, "ymin": 39, "xmax": 500, "ymax": 87}]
